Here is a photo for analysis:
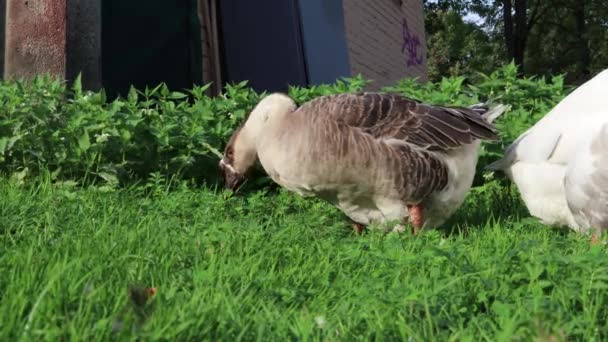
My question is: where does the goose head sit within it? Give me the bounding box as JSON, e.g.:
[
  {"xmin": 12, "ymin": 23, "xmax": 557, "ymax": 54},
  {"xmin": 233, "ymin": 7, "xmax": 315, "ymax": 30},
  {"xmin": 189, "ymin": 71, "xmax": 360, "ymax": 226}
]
[
  {"xmin": 219, "ymin": 93, "xmax": 296, "ymax": 191},
  {"xmin": 219, "ymin": 125, "xmax": 250, "ymax": 191}
]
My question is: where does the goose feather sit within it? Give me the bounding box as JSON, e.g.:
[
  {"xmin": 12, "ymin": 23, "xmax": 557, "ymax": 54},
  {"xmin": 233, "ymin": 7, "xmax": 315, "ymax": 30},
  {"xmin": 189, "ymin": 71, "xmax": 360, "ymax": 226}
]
[
  {"xmin": 488, "ymin": 69, "xmax": 608, "ymax": 235},
  {"xmin": 223, "ymin": 92, "xmax": 506, "ymax": 231}
]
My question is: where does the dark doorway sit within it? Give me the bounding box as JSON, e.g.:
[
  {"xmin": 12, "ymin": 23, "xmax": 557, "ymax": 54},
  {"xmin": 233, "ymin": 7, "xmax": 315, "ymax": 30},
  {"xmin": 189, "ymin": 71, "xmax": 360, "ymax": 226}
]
[
  {"xmin": 102, "ymin": 0, "xmax": 202, "ymax": 98},
  {"xmin": 217, "ymin": 0, "xmax": 309, "ymax": 93}
]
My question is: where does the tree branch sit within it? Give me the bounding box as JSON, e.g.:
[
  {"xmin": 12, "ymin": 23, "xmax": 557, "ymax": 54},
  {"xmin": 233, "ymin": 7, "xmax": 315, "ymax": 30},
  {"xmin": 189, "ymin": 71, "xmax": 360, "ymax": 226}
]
[{"xmin": 527, "ymin": 2, "xmax": 550, "ymax": 33}]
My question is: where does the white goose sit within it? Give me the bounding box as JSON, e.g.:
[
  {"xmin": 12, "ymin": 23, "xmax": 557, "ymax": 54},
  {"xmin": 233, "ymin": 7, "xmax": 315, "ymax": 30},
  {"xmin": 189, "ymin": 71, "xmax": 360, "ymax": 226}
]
[
  {"xmin": 220, "ymin": 92, "xmax": 506, "ymax": 234},
  {"xmin": 488, "ymin": 69, "xmax": 608, "ymax": 241}
]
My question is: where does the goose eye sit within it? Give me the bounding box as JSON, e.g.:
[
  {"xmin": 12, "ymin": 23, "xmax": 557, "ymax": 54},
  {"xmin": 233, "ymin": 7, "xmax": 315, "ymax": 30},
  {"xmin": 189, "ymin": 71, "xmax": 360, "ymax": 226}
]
[{"xmin": 226, "ymin": 147, "xmax": 234, "ymax": 159}]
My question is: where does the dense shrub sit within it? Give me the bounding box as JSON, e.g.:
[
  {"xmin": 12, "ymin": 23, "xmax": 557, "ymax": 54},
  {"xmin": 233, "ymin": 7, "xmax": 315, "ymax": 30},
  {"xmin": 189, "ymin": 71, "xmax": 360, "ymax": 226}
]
[
  {"xmin": 0, "ymin": 76, "xmax": 260, "ymax": 186},
  {"xmin": 0, "ymin": 64, "xmax": 568, "ymax": 187}
]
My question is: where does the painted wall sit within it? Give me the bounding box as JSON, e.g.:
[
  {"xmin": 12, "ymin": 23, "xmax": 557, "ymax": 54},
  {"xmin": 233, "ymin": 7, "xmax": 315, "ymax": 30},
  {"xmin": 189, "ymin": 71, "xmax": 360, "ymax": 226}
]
[
  {"xmin": 102, "ymin": 0, "xmax": 202, "ymax": 97},
  {"xmin": 218, "ymin": 0, "xmax": 308, "ymax": 93},
  {"xmin": 343, "ymin": 0, "xmax": 427, "ymax": 89},
  {"xmin": 297, "ymin": 0, "xmax": 351, "ymax": 85},
  {"xmin": 1, "ymin": 0, "xmax": 427, "ymax": 92}
]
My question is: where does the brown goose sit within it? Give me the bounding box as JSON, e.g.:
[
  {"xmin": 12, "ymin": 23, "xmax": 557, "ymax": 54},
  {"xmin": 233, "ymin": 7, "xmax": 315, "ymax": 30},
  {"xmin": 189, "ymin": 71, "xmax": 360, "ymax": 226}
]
[{"xmin": 219, "ymin": 92, "xmax": 506, "ymax": 234}]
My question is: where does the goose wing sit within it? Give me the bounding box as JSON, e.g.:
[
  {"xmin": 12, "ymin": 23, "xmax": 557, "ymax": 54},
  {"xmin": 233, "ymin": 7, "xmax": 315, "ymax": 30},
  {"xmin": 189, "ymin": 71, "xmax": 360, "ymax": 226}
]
[{"xmin": 296, "ymin": 92, "xmax": 500, "ymax": 152}]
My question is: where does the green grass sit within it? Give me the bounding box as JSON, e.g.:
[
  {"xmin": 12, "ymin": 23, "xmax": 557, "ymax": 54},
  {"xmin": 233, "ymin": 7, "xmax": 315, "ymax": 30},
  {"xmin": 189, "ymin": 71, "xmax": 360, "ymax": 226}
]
[{"xmin": 1, "ymin": 177, "xmax": 607, "ymax": 341}]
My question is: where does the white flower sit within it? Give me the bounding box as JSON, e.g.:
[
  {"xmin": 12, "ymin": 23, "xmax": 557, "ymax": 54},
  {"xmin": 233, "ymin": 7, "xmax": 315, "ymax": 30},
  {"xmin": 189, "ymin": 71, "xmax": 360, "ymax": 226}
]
[
  {"xmin": 314, "ymin": 316, "xmax": 326, "ymax": 329},
  {"xmin": 95, "ymin": 133, "xmax": 110, "ymax": 143}
]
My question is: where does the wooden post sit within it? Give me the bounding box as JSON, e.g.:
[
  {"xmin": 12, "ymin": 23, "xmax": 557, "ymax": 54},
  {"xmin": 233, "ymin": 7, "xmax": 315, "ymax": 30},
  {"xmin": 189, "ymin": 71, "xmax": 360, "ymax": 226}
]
[
  {"xmin": 197, "ymin": 0, "xmax": 222, "ymax": 95},
  {"xmin": 0, "ymin": 0, "xmax": 6, "ymax": 79}
]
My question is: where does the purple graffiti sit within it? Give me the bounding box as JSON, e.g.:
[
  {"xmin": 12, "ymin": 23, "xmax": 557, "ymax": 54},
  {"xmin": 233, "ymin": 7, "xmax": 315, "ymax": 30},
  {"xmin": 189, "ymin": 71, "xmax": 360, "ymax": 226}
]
[{"xmin": 401, "ymin": 18, "xmax": 423, "ymax": 67}]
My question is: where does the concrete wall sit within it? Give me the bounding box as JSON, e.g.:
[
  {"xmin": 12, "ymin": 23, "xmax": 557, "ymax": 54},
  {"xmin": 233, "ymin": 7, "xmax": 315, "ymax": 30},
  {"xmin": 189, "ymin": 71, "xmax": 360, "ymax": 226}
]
[
  {"xmin": 343, "ymin": 0, "xmax": 427, "ymax": 89},
  {"xmin": 297, "ymin": 0, "xmax": 351, "ymax": 84},
  {"xmin": 1, "ymin": 0, "xmax": 426, "ymax": 91}
]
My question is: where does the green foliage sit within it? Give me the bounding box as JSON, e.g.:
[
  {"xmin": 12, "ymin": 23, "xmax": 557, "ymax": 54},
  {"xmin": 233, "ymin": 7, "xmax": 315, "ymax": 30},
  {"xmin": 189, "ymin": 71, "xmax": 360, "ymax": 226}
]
[
  {"xmin": 288, "ymin": 75, "xmax": 369, "ymax": 104},
  {"xmin": 1, "ymin": 178, "xmax": 607, "ymax": 340},
  {"xmin": 424, "ymin": 0, "xmax": 608, "ymax": 83},
  {"xmin": 0, "ymin": 76, "xmax": 260, "ymax": 186},
  {"xmin": 0, "ymin": 75, "xmax": 369, "ymax": 187},
  {"xmin": 424, "ymin": 9, "xmax": 504, "ymax": 81},
  {"xmin": 0, "ymin": 65, "xmax": 566, "ymax": 188},
  {"xmin": 0, "ymin": 68, "xmax": 601, "ymax": 340},
  {"xmin": 525, "ymin": 0, "xmax": 608, "ymax": 83}
]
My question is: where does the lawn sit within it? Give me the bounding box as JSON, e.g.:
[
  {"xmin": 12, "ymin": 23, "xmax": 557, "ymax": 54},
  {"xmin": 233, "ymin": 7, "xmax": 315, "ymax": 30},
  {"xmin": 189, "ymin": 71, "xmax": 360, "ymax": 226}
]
[
  {"xmin": 1, "ymin": 67, "xmax": 604, "ymax": 340},
  {"xmin": 1, "ymin": 176, "xmax": 607, "ymax": 341}
]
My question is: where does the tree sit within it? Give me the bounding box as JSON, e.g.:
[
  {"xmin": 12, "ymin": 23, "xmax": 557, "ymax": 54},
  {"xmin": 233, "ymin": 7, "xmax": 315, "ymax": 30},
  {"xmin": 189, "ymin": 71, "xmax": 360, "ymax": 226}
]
[
  {"xmin": 470, "ymin": 0, "xmax": 549, "ymax": 74},
  {"xmin": 524, "ymin": 0, "xmax": 608, "ymax": 83},
  {"xmin": 574, "ymin": 0, "xmax": 591, "ymax": 79},
  {"xmin": 424, "ymin": 9, "xmax": 504, "ymax": 81},
  {"xmin": 424, "ymin": 0, "xmax": 608, "ymax": 83}
]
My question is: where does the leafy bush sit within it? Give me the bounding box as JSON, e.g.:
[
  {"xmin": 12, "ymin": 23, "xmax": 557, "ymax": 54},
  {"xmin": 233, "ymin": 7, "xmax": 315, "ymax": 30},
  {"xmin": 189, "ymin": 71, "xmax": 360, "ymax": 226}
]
[
  {"xmin": 0, "ymin": 64, "xmax": 568, "ymax": 187},
  {"xmin": 0, "ymin": 76, "xmax": 260, "ymax": 186}
]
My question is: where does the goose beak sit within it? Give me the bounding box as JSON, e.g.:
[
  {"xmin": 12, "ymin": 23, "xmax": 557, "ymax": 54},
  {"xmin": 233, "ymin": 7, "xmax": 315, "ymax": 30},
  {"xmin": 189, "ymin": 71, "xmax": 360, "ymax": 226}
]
[
  {"xmin": 219, "ymin": 159, "xmax": 244, "ymax": 191},
  {"xmin": 224, "ymin": 172, "xmax": 245, "ymax": 191}
]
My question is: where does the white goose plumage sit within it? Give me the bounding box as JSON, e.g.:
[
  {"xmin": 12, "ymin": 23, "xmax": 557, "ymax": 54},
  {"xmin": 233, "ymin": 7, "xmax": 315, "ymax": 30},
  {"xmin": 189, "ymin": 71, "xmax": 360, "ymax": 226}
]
[{"xmin": 488, "ymin": 69, "xmax": 608, "ymax": 236}]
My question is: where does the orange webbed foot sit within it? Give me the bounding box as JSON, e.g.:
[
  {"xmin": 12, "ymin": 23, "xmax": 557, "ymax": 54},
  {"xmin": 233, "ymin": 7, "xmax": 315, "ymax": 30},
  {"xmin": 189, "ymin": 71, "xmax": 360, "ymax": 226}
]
[{"xmin": 407, "ymin": 204, "xmax": 424, "ymax": 236}]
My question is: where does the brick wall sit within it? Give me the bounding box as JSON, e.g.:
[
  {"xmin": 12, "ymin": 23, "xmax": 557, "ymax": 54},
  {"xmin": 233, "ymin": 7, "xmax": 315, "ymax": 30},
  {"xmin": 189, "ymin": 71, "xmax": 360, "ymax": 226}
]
[{"xmin": 343, "ymin": 0, "xmax": 427, "ymax": 89}]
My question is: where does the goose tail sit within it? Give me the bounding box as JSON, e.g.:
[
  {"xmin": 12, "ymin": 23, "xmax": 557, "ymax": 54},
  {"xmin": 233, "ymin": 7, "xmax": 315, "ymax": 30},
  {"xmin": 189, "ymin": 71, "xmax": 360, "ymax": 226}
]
[
  {"xmin": 485, "ymin": 157, "xmax": 511, "ymax": 171},
  {"xmin": 469, "ymin": 103, "xmax": 510, "ymax": 124},
  {"xmin": 482, "ymin": 104, "xmax": 509, "ymax": 124}
]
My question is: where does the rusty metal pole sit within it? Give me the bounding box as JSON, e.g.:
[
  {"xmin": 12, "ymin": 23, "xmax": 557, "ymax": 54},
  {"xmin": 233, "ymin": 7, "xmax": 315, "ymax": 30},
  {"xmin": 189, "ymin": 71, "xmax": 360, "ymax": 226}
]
[{"xmin": 4, "ymin": 0, "xmax": 67, "ymax": 79}]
